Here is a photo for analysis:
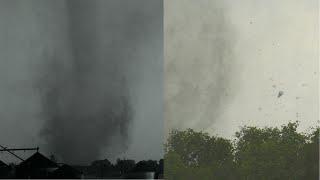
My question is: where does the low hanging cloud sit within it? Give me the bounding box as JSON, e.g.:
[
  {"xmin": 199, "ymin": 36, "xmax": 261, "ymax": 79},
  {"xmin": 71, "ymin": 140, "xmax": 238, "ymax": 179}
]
[
  {"xmin": 165, "ymin": 0, "xmax": 236, "ymax": 134},
  {"xmin": 36, "ymin": 0, "xmax": 161, "ymax": 164}
]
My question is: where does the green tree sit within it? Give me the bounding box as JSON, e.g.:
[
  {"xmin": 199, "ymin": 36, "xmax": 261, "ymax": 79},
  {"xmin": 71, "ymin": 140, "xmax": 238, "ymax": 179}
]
[
  {"xmin": 234, "ymin": 122, "xmax": 306, "ymax": 179},
  {"xmin": 165, "ymin": 122, "xmax": 319, "ymax": 180},
  {"xmin": 164, "ymin": 151, "xmax": 187, "ymax": 180},
  {"xmin": 301, "ymin": 127, "xmax": 319, "ymax": 180},
  {"xmin": 165, "ymin": 129, "xmax": 236, "ymax": 180}
]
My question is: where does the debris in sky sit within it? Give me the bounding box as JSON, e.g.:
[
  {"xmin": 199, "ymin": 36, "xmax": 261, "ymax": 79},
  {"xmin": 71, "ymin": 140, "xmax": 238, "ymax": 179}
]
[{"xmin": 277, "ymin": 91, "xmax": 284, "ymax": 98}]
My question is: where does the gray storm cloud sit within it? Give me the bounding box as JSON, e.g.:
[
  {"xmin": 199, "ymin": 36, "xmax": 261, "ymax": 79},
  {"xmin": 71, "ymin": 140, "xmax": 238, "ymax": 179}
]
[
  {"xmin": 38, "ymin": 1, "xmax": 132, "ymax": 164},
  {"xmin": 165, "ymin": 0, "xmax": 318, "ymax": 139},
  {"xmin": 37, "ymin": 0, "xmax": 161, "ymax": 164},
  {"xmin": 0, "ymin": 0, "xmax": 161, "ymax": 164},
  {"xmin": 165, "ymin": 0, "xmax": 236, "ymax": 134}
]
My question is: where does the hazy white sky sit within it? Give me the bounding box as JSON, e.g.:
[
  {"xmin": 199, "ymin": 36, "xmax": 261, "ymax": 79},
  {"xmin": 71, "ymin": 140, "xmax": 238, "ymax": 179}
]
[{"xmin": 165, "ymin": 0, "xmax": 319, "ymax": 138}]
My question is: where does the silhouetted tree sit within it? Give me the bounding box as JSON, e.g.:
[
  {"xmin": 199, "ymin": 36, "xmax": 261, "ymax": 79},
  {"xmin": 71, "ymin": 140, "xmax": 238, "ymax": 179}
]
[
  {"xmin": 133, "ymin": 160, "xmax": 158, "ymax": 172},
  {"xmin": 49, "ymin": 155, "xmax": 57, "ymax": 163},
  {"xmin": 114, "ymin": 159, "xmax": 135, "ymax": 174},
  {"xmin": 158, "ymin": 159, "xmax": 163, "ymax": 173},
  {"xmin": 89, "ymin": 159, "xmax": 113, "ymax": 178}
]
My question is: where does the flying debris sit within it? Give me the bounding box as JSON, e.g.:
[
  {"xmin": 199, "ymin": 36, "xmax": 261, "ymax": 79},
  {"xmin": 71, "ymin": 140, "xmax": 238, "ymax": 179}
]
[{"xmin": 277, "ymin": 91, "xmax": 284, "ymax": 98}]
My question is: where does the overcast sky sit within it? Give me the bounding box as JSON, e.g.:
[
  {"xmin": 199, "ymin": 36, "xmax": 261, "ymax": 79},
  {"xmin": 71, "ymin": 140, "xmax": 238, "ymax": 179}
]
[
  {"xmin": 0, "ymin": 0, "xmax": 163, "ymax": 164},
  {"xmin": 165, "ymin": 0, "xmax": 318, "ymax": 138}
]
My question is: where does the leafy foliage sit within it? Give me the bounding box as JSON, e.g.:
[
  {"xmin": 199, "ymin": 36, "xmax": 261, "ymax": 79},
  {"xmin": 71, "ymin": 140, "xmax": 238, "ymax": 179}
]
[
  {"xmin": 165, "ymin": 129, "xmax": 236, "ymax": 180},
  {"xmin": 164, "ymin": 122, "xmax": 319, "ymax": 180}
]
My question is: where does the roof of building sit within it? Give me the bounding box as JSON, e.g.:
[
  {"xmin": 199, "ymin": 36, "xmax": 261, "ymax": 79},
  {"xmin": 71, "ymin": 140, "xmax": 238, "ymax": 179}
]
[
  {"xmin": 0, "ymin": 161, "xmax": 8, "ymax": 169},
  {"xmin": 18, "ymin": 152, "xmax": 58, "ymax": 169}
]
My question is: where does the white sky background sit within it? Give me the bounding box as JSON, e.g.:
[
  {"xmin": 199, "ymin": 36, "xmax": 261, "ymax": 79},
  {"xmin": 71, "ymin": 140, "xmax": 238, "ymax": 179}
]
[
  {"xmin": 214, "ymin": 0, "xmax": 319, "ymax": 137},
  {"xmin": 165, "ymin": 0, "xmax": 319, "ymax": 138}
]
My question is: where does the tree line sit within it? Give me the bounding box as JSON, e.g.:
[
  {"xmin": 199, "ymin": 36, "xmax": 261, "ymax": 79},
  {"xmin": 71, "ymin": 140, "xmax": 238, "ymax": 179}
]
[
  {"xmin": 164, "ymin": 122, "xmax": 319, "ymax": 180},
  {"xmin": 74, "ymin": 158, "xmax": 163, "ymax": 178}
]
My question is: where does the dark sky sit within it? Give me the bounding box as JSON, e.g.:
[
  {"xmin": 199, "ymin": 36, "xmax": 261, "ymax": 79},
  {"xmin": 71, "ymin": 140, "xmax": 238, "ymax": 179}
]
[{"xmin": 0, "ymin": 0, "xmax": 163, "ymax": 164}]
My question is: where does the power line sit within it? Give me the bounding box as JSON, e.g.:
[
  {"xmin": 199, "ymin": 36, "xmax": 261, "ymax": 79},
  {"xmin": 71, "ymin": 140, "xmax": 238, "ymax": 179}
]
[{"xmin": 0, "ymin": 145, "xmax": 39, "ymax": 162}]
